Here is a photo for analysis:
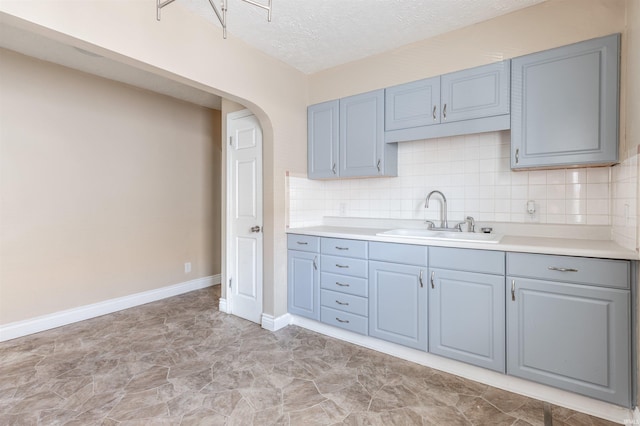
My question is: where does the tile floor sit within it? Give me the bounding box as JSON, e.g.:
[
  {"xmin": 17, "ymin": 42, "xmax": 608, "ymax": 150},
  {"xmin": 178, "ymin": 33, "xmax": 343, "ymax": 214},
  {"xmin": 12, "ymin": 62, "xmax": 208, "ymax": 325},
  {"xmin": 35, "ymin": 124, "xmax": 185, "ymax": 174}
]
[{"xmin": 0, "ymin": 285, "xmax": 621, "ymax": 425}]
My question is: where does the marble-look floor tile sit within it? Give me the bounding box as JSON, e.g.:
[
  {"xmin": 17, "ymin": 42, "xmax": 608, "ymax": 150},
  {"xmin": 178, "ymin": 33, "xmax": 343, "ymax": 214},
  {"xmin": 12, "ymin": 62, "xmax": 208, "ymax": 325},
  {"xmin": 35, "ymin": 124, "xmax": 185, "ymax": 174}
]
[{"xmin": 0, "ymin": 285, "xmax": 624, "ymax": 425}]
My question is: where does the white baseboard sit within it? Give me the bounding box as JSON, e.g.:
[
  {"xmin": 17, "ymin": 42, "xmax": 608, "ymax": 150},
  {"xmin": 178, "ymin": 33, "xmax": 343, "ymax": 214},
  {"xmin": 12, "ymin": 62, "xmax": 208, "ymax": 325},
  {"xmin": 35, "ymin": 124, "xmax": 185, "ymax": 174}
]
[
  {"xmin": 290, "ymin": 315, "xmax": 635, "ymax": 425},
  {"xmin": 0, "ymin": 274, "xmax": 220, "ymax": 342},
  {"xmin": 261, "ymin": 313, "xmax": 292, "ymax": 331},
  {"xmin": 219, "ymin": 298, "xmax": 229, "ymax": 313}
]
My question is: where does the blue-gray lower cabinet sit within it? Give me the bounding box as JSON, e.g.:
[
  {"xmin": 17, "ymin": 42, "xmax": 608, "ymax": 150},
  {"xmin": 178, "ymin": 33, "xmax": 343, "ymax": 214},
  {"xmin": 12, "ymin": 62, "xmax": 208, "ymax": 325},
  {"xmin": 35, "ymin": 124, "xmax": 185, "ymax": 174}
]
[
  {"xmin": 287, "ymin": 250, "xmax": 320, "ymax": 320},
  {"xmin": 429, "ymin": 268, "xmax": 505, "ymax": 372},
  {"xmin": 506, "ymin": 277, "xmax": 630, "ymax": 407},
  {"xmin": 368, "ymin": 261, "xmax": 428, "ymax": 350}
]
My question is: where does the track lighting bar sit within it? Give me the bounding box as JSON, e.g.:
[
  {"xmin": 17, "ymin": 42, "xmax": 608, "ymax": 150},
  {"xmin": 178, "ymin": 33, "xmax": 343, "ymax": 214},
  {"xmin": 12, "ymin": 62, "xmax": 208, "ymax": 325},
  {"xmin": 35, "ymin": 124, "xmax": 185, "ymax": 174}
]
[{"xmin": 157, "ymin": 0, "xmax": 273, "ymax": 39}]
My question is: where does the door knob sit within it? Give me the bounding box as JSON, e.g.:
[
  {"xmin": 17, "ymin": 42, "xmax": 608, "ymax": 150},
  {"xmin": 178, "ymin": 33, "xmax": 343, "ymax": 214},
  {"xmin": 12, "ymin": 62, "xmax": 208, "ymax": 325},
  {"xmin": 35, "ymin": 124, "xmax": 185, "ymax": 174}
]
[{"xmin": 250, "ymin": 226, "xmax": 261, "ymax": 233}]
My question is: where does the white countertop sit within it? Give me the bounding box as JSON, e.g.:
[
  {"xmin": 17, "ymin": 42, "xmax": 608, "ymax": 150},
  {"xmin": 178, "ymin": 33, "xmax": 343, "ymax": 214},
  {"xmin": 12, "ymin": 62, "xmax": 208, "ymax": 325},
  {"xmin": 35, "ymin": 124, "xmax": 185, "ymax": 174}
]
[{"xmin": 286, "ymin": 225, "xmax": 639, "ymax": 260}]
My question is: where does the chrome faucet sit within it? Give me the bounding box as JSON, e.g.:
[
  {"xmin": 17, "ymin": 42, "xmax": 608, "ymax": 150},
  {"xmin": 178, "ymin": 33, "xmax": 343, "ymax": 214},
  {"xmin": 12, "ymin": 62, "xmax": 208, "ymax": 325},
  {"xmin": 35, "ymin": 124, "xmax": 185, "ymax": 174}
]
[{"xmin": 425, "ymin": 190, "xmax": 448, "ymax": 229}]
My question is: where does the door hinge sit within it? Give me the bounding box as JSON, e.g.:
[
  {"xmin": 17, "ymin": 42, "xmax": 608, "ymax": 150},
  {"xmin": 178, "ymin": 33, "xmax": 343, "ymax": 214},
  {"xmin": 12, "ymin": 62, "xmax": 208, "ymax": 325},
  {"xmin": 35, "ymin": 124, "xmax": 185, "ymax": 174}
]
[{"xmin": 228, "ymin": 277, "xmax": 232, "ymax": 288}]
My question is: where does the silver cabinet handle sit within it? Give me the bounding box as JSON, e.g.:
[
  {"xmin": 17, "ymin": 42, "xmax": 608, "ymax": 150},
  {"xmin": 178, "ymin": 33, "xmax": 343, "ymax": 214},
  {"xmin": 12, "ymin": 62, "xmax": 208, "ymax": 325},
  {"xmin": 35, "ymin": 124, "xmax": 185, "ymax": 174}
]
[
  {"xmin": 336, "ymin": 282, "xmax": 349, "ymax": 287},
  {"xmin": 332, "ymin": 163, "xmax": 337, "ymax": 174},
  {"xmin": 443, "ymin": 104, "xmax": 447, "ymax": 120},
  {"xmin": 515, "ymin": 148, "xmax": 519, "ymax": 164},
  {"xmin": 511, "ymin": 280, "xmax": 516, "ymax": 301},
  {"xmin": 335, "ymin": 317, "xmax": 350, "ymax": 324},
  {"xmin": 335, "ymin": 300, "xmax": 349, "ymax": 306},
  {"xmin": 376, "ymin": 159, "xmax": 381, "ymax": 172},
  {"xmin": 548, "ymin": 266, "xmax": 578, "ymax": 272},
  {"xmin": 250, "ymin": 225, "xmax": 261, "ymax": 233},
  {"xmin": 432, "ymin": 105, "xmax": 437, "ymax": 121},
  {"xmin": 296, "ymin": 241, "xmax": 308, "ymax": 245},
  {"xmin": 313, "ymin": 256, "xmax": 318, "ymax": 271},
  {"xmin": 430, "ymin": 271, "xmax": 435, "ymax": 289},
  {"xmin": 335, "ymin": 246, "xmax": 349, "ymax": 251},
  {"xmin": 336, "ymin": 264, "xmax": 348, "ymax": 268},
  {"xmin": 419, "ymin": 270, "xmax": 424, "ymax": 288}
]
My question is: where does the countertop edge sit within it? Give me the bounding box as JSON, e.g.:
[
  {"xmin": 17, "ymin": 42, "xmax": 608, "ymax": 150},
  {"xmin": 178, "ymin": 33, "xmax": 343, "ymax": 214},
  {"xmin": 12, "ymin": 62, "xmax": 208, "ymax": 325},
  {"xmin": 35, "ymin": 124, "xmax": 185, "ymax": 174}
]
[{"xmin": 286, "ymin": 227, "xmax": 639, "ymax": 261}]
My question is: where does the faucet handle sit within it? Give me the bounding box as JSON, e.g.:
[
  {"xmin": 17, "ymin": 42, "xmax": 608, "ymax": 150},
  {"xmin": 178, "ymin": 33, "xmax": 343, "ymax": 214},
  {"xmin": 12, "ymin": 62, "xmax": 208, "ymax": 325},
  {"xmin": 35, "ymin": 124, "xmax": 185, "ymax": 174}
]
[
  {"xmin": 465, "ymin": 216, "xmax": 476, "ymax": 232},
  {"xmin": 425, "ymin": 220, "xmax": 435, "ymax": 229}
]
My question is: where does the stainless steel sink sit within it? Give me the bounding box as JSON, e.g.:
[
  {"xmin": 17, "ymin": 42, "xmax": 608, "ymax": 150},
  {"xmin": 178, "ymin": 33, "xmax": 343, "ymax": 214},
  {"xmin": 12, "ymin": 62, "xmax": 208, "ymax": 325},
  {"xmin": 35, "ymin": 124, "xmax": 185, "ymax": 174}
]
[{"xmin": 376, "ymin": 228, "xmax": 502, "ymax": 244}]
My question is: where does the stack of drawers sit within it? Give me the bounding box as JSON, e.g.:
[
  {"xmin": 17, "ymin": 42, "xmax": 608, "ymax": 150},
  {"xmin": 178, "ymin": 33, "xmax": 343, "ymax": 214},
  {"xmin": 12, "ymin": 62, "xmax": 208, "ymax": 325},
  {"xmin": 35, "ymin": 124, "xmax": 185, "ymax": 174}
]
[{"xmin": 320, "ymin": 238, "xmax": 369, "ymax": 334}]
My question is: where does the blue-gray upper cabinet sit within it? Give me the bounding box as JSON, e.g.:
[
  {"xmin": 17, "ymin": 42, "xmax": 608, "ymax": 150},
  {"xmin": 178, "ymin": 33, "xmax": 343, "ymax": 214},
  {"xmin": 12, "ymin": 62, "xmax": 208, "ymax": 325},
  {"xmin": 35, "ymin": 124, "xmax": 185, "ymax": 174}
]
[
  {"xmin": 385, "ymin": 77, "xmax": 440, "ymax": 131},
  {"xmin": 440, "ymin": 61, "xmax": 510, "ymax": 123},
  {"xmin": 340, "ymin": 90, "xmax": 397, "ymax": 178},
  {"xmin": 385, "ymin": 61, "xmax": 511, "ymax": 142},
  {"xmin": 507, "ymin": 253, "xmax": 630, "ymax": 407},
  {"xmin": 308, "ymin": 100, "xmax": 339, "ymax": 179},
  {"xmin": 428, "ymin": 247, "xmax": 506, "ymax": 373},
  {"xmin": 511, "ymin": 34, "xmax": 620, "ymax": 169}
]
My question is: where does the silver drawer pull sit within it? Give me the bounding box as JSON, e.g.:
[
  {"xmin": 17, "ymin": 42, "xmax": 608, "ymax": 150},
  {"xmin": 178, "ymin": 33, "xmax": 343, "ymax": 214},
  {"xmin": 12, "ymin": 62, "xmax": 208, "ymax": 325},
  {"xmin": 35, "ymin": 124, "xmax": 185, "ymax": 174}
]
[
  {"xmin": 336, "ymin": 264, "xmax": 349, "ymax": 268},
  {"xmin": 296, "ymin": 241, "xmax": 308, "ymax": 245},
  {"xmin": 335, "ymin": 246, "xmax": 349, "ymax": 250},
  {"xmin": 432, "ymin": 105, "xmax": 437, "ymax": 121},
  {"xmin": 335, "ymin": 317, "xmax": 350, "ymax": 324},
  {"xmin": 511, "ymin": 280, "xmax": 516, "ymax": 301},
  {"xmin": 335, "ymin": 300, "xmax": 349, "ymax": 306},
  {"xmin": 336, "ymin": 282, "xmax": 349, "ymax": 287},
  {"xmin": 313, "ymin": 256, "xmax": 318, "ymax": 271},
  {"xmin": 548, "ymin": 266, "xmax": 578, "ymax": 272}
]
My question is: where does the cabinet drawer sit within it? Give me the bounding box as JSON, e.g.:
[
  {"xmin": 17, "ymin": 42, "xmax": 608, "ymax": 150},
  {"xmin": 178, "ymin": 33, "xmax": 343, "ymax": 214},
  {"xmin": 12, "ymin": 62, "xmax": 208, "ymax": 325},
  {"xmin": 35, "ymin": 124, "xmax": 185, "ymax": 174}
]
[
  {"xmin": 430, "ymin": 247, "xmax": 504, "ymax": 275},
  {"xmin": 321, "ymin": 238, "xmax": 368, "ymax": 258},
  {"xmin": 321, "ymin": 272, "xmax": 368, "ymax": 297},
  {"xmin": 369, "ymin": 242, "xmax": 428, "ymax": 266},
  {"xmin": 507, "ymin": 253, "xmax": 629, "ymax": 289},
  {"xmin": 287, "ymin": 234, "xmax": 320, "ymax": 253},
  {"xmin": 321, "ymin": 255, "xmax": 368, "ymax": 278},
  {"xmin": 321, "ymin": 306, "xmax": 368, "ymax": 335},
  {"xmin": 321, "ymin": 289, "xmax": 368, "ymax": 316}
]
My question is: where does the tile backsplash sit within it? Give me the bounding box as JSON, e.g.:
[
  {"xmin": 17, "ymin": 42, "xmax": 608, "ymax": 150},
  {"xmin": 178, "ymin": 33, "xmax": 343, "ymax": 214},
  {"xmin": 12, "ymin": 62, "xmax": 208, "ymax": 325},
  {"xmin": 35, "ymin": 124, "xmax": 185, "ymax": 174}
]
[{"xmin": 289, "ymin": 131, "xmax": 617, "ymax": 229}]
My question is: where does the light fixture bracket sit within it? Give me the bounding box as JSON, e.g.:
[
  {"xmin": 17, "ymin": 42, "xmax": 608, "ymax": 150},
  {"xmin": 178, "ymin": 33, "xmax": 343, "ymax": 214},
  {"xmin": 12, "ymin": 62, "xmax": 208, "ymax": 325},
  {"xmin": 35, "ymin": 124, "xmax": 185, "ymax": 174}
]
[{"xmin": 157, "ymin": 0, "xmax": 272, "ymax": 39}]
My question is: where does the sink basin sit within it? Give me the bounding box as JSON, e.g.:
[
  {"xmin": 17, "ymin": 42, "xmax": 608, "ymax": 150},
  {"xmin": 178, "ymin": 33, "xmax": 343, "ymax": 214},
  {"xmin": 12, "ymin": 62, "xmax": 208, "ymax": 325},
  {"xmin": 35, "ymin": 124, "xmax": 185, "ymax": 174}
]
[{"xmin": 376, "ymin": 228, "xmax": 502, "ymax": 244}]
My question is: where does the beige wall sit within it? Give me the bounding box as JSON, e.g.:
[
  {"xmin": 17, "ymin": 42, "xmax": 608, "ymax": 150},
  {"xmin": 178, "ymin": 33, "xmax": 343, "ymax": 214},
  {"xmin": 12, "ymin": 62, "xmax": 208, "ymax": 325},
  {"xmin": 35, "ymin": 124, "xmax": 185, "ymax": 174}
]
[
  {"xmin": 0, "ymin": 0, "xmax": 308, "ymax": 320},
  {"xmin": 0, "ymin": 49, "xmax": 220, "ymax": 324}
]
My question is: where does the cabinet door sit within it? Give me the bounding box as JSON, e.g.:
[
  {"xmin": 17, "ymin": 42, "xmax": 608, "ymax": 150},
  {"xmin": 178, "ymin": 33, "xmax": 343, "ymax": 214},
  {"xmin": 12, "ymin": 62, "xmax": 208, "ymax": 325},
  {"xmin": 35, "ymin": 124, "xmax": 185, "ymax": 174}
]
[
  {"xmin": 369, "ymin": 261, "xmax": 427, "ymax": 350},
  {"xmin": 429, "ymin": 269, "xmax": 505, "ymax": 372},
  {"xmin": 385, "ymin": 77, "xmax": 441, "ymax": 130},
  {"xmin": 511, "ymin": 34, "xmax": 619, "ymax": 169},
  {"xmin": 287, "ymin": 250, "xmax": 320, "ymax": 320},
  {"xmin": 507, "ymin": 277, "xmax": 630, "ymax": 407},
  {"xmin": 308, "ymin": 100, "xmax": 339, "ymax": 179},
  {"xmin": 340, "ymin": 90, "xmax": 396, "ymax": 177},
  {"xmin": 440, "ymin": 61, "xmax": 510, "ymax": 123}
]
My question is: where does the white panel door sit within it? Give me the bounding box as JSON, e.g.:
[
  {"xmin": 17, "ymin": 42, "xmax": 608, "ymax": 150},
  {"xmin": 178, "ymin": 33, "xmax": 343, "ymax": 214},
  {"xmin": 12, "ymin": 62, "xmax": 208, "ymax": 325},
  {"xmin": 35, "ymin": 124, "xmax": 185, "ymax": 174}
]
[{"xmin": 227, "ymin": 110, "xmax": 263, "ymax": 323}]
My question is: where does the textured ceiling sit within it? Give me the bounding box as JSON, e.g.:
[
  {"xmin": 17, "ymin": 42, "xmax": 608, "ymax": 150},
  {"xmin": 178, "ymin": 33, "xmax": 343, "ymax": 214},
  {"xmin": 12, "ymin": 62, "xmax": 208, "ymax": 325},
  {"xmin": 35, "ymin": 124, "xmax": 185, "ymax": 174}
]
[{"xmin": 179, "ymin": 0, "xmax": 547, "ymax": 74}]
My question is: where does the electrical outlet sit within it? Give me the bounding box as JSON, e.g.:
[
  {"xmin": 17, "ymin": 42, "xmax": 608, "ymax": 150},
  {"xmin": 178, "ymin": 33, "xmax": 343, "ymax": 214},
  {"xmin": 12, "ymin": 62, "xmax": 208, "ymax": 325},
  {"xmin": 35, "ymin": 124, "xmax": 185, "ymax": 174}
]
[{"xmin": 184, "ymin": 262, "xmax": 192, "ymax": 273}]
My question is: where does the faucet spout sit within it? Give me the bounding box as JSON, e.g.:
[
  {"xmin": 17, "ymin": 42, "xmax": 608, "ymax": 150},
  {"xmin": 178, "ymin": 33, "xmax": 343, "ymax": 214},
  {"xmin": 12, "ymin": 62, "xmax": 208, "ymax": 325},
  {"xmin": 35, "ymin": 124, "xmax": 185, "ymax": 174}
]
[{"xmin": 425, "ymin": 190, "xmax": 448, "ymax": 228}]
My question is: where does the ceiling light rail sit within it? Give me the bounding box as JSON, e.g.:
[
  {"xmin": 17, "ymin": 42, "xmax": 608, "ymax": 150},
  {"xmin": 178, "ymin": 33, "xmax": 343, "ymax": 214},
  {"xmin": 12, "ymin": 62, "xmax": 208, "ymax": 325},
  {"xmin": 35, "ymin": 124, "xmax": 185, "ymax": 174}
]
[{"xmin": 156, "ymin": 0, "xmax": 272, "ymax": 39}]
